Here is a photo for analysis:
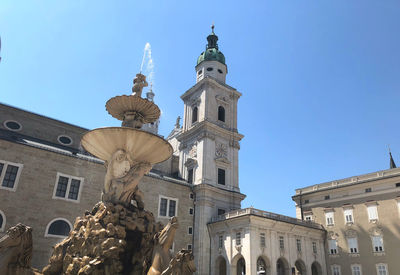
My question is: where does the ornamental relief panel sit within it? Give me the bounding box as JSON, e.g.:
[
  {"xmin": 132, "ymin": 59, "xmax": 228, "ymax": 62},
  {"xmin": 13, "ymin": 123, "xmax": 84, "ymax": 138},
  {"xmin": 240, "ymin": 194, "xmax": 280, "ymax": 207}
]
[
  {"xmin": 215, "ymin": 142, "xmax": 228, "ymax": 158},
  {"xmin": 189, "ymin": 143, "xmax": 197, "ymax": 158}
]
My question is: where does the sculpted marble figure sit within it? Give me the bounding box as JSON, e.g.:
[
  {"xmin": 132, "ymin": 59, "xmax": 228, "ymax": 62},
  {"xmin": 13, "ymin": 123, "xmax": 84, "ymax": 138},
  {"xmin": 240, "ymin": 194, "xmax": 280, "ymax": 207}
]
[{"xmin": 103, "ymin": 149, "xmax": 151, "ymax": 208}]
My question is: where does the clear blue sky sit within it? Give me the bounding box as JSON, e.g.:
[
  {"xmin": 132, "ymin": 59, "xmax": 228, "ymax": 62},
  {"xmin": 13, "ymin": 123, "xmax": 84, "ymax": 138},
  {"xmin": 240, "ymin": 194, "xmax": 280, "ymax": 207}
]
[{"xmin": 1, "ymin": 1, "xmax": 400, "ymax": 217}]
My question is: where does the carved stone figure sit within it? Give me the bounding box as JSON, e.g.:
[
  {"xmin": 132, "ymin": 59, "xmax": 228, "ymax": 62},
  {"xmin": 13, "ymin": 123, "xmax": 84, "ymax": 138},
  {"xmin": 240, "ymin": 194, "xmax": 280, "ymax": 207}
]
[
  {"xmin": 132, "ymin": 73, "xmax": 148, "ymax": 97},
  {"xmin": 161, "ymin": 250, "xmax": 196, "ymax": 275},
  {"xmin": 147, "ymin": 217, "xmax": 179, "ymax": 275},
  {"xmin": 0, "ymin": 223, "xmax": 36, "ymax": 275},
  {"xmin": 103, "ymin": 149, "xmax": 151, "ymax": 208}
]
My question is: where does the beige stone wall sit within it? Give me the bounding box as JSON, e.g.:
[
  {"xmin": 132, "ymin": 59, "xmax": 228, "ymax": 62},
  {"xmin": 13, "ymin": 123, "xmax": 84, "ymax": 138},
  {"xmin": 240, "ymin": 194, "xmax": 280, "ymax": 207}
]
[{"xmin": 294, "ymin": 171, "xmax": 400, "ymax": 275}]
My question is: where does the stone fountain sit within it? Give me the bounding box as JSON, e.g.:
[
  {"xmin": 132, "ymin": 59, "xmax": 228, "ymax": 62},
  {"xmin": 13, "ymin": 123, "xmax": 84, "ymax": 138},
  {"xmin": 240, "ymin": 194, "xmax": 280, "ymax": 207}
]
[{"xmin": 0, "ymin": 73, "xmax": 196, "ymax": 275}]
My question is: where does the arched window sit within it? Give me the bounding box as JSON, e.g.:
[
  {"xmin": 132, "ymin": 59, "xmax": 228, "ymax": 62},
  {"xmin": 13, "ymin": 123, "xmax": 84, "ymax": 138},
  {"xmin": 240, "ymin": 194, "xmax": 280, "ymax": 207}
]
[
  {"xmin": 0, "ymin": 210, "xmax": 5, "ymax": 232},
  {"xmin": 218, "ymin": 106, "xmax": 225, "ymax": 122},
  {"xmin": 192, "ymin": 107, "xmax": 198, "ymax": 123},
  {"xmin": 45, "ymin": 218, "xmax": 71, "ymax": 237}
]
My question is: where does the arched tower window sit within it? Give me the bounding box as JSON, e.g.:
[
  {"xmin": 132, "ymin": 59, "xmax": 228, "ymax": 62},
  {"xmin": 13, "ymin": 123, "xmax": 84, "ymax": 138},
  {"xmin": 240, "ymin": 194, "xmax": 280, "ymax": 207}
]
[
  {"xmin": 218, "ymin": 106, "xmax": 225, "ymax": 122},
  {"xmin": 192, "ymin": 107, "xmax": 198, "ymax": 123},
  {"xmin": 0, "ymin": 210, "xmax": 5, "ymax": 232},
  {"xmin": 45, "ymin": 218, "xmax": 71, "ymax": 237}
]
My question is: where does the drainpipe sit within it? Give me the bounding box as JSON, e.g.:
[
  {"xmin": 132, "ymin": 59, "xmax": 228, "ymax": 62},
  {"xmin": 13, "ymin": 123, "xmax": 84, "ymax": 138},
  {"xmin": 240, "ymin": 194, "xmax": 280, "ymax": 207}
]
[{"xmin": 207, "ymin": 223, "xmax": 212, "ymax": 275}]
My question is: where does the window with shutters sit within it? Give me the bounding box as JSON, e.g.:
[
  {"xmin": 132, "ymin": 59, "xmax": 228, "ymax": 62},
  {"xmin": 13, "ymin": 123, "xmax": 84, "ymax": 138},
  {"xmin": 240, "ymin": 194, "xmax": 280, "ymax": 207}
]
[
  {"xmin": 52, "ymin": 173, "xmax": 83, "ymax": 202},
  {"xmin": 372, "ymin": 236, "xmax": 384, "ymax": 252},
  {"xmin": 328, "ymin": 239, "xmax": 338, "ymax": 254},
  {"xmin": 158, "ymin": 196, "xmax": 178, "ymax": 218},
  {"xmin": 0, "ymin": 160, "xmax": 23, "ymax": 191},
  {"xmin": 367, "ymin": 204, "xmax": 379, "ymax": 221},
  {"xmin": 347, "ymin": 237, "xmax": 359, "ymax": 254},
  {"xmin": 325, "ymin": 211, "xmax": 335, "ymax": 226},
  {"xmin": 344, "ymin": 208, "xmax": 354, "ymax": 224}
]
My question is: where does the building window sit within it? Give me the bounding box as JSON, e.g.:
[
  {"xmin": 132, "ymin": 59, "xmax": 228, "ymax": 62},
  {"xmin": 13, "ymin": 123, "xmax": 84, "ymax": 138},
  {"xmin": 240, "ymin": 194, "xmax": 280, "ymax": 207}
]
[
  {"xmin": 347, "ymin": 237, "xmax": 359, "ymax": 253},
  {"xmin": 236, "ymin": 232, "xmax": 241, "ymax": 246},
  {"xmin": 279, "ymin": 236, "xmax": 284, "ymax": 250},
  {"xmin": 328, "ymin": 239, "xmax": 338, "ymax": 254},
  {"xmin": 197, "ymin": 70, "xmax": 203, "ymax": 76},
  {"xmin": 365, "ymin": 188, "xmax": 372, "ymax": 193},
  {"xmin": 325, "ymin": 195, "xmax": 330, "ymax": 200},
  {"xmin": 219, "ymin": 235, "xmax": 223, "ymax": 248},
  {"xmin": 331, "ymin": 265, "xmax": 341, "ymax": 275},
  {"xmin": 396, "ymin": 183, "xmax": 400, "ymax": 187},
  {"xmin": 192, "ymin": 107, "xmax": 198, "ymax": 123},
  {"xmin": 0, "ymin": 160, "xmax": 23, "ymax": 191},
  {"xmin": 304, "ymin": 213, "xmax": 313, "ymax": 221},
  {"xmin": 45, "ymin": 218, "xmax": 72, "ymax": 237},
  {"xmin": 218, "ymin": 106, "xmax": 225, "ymax": 122},
  {"xmin": 296, "ymin": 239, "xmax": 301, "ymax": 252},
  {"xmin": 3, "ymin": 120, "xmax": 22, "ymax": 131},
  {"xmin": 218, "ymin": 69, "xmax": 223, "ymax": 74},
  {"xmin": 304, "ymin": 199, "xmax": 309, "ymax": 204},
  {"xmin": 344, "ymin": 208, "xmax": 354, "ymax": 224},
  {"xmin": 187, "ymin": 244, "xmax": 192, "ymax": 250},
  {"xmin": 325, "ymin": 211, "xmax": 335, "ymax": 226},
  {"xmin": 372, "ymin": 236, "xmax": 384, "ymax": 252},
  {"xmin": 351, "ymin": 265, "xmax": 362, "ymax": 275},
  {"xmin": 187, "ymin": 168, "xmax": 194, "ymax": 184},
  {"xmin": 188, "ymin": 226, "xmax": 193, "ymax": 235},
  {"xmin": 376, "ymin": 264, "xmax": 388, "ymax": 275},
  {"xmin": 189, "ymin": 193, "xmax": 194, "ymax": 199},
  {"xmin": 0, "ymin": 210, "xmax": 5, "ymax": 232},
  {"xmin": 367, "ymin": 204, "xmax": 379, "ymax": 221},
  {"xmin": 158, "ymin": 196, "xmax": 178, "ymax": 218},
  {"xmin": 217, "ymin": 208, "xmax": 226, "ymax": 216},
  {"xmin": 207, "ymin": 67, "xmax": 213, "ymax": 71},
  {"xmin": 312, "ymin": 241, "xmax": 317, "ymax": 254},
  {"xmin": 217, "ymin": 168, "xmax": 225, "ymax": 185},
  {"xmin": 57, "ymin": 135, "xmax": 73, "ymax": 145},
  {"xmin": 53, "ymin": 173, "xmax": 83, "ymax": 202},
  {"xmin": 189, "ymin": 208, "xmax": 194, "ymax": 215},
  {"xmin": 260, "ymin": 233, "xmax": 266, "ymax": 248}
]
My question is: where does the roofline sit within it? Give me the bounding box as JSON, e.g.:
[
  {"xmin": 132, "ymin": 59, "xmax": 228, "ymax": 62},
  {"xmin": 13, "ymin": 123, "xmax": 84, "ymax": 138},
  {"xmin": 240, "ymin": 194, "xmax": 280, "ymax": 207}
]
[{"xmin": 0, "ymin": 102, "xmax": 89, "ymax": 131}]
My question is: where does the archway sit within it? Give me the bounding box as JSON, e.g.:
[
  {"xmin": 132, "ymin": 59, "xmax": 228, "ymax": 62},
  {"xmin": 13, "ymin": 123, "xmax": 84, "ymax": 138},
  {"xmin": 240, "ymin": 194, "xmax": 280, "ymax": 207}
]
[
  {"xmin": 311, "ymin": 262, "xmax": 322, "ymax": 275},
  {"xmin": 257, "ymin": 256, "xmax": 270, "ymax": 275},
  {"xmin": 237, "ymin": 257, "xmax": 246, "ymax": 275},
  {"xmin": 276, "ymin": 258, "xmax": 289, "ymax": 275},
  {"xmin": 294, "ymin": 259, "xmax": 307, "ymax": 275},
  {"xmin": 215, "ymin": 256, "xmax": 227, "ymax": 275}
]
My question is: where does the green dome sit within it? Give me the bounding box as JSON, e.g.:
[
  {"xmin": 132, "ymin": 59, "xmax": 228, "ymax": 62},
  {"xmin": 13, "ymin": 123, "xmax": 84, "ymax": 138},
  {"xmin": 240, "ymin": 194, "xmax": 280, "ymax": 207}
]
[
  {"xmin": 196, "ymin": 26, "xmax": 226, "ymax": 66},
  {"xmin": 197, "ymin": 48, "xmax": 225, "ymax": 65}
]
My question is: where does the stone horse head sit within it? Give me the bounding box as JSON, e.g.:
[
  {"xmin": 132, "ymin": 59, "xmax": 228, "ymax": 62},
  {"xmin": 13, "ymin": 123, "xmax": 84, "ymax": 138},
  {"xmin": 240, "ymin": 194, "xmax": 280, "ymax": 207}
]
[
  {"xmin": 161, "ymin": 249, "xmax": 196, "ymax": 275},
  {"xmin": 0, "ymin": 223, "xmax": 33, "ymax": 274},
  {"xmin": 147, "ymin": 217, "xmax": 179, "ymax": 275}
]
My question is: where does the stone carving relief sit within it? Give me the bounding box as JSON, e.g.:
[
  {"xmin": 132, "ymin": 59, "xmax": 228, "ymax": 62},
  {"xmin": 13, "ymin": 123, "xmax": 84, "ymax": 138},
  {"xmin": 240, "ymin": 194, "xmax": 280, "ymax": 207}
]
[
  {"xmin": 215, "ymin": 94, "xmax": 229, "ymax": 105},
  {"xmin": 344, "ymin": 229, "xmax": 357, "ymax": 238},
  {"xmin": 215, "ymin": 143, "xmax": 228, "ymax": 158},
  {"xmin": 327, "ymin": 231, "xmax": 339, "ymax": 240},
  {"xmin": 189, "ymin": 143, "xmax": 197, "ymax": 158},
  {"xmin": 368, "ymin": 226, "xmax": 383, "ymax": 236}
]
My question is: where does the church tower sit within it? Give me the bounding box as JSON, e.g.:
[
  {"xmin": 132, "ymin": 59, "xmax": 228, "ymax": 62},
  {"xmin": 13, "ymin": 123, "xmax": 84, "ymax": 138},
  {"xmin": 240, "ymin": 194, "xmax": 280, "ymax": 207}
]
[{"xmin": 177, "ymin": 26, "xmax": 245, "ymax": 275}]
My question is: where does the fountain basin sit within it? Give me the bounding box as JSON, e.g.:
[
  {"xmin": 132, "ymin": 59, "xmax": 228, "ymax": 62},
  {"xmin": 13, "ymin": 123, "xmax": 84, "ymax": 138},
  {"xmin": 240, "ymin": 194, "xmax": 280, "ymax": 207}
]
[{"xmin": 81, "ymin": 127, "xmax": 172, "ymax": 164}]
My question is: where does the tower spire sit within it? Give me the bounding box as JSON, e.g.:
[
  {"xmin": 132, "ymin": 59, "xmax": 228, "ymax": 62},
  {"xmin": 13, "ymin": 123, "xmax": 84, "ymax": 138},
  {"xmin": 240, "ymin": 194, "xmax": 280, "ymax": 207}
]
[
  {"xmin": 389, "ymin": 147, "xmax": 397, "ymax": 169},
  {"xmin": 206, "ymin": 24, "xmax": 218, "ymax": 50}
]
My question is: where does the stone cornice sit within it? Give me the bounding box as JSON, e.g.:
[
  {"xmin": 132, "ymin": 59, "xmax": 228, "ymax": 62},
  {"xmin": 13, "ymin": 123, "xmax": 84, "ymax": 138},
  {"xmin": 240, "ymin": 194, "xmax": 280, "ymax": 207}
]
[{"xmin": 193, "ymin": 183, "xmax": 246, "ymax": 201}]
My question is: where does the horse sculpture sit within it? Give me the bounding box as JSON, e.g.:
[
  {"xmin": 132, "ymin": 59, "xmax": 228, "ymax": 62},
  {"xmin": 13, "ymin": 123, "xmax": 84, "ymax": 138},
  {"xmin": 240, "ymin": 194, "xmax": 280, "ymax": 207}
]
[
  {"xmin": 161, "ymin": 250, "xmax": 196, "ymax": 275},
  {"xmin": 0, "ymin": 223, "xmax": 34, "ymax": 275},
  {"xmin": 147, "ymin": 217, "xmax": 179, "ymax": 275}
]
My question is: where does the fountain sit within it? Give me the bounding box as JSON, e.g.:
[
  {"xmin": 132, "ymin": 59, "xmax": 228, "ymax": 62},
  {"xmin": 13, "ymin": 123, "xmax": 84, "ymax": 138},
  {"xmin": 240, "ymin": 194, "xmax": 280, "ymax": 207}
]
[{"xmin": 0, "ymin": 73, "xmax": 196, "ymax": 275}]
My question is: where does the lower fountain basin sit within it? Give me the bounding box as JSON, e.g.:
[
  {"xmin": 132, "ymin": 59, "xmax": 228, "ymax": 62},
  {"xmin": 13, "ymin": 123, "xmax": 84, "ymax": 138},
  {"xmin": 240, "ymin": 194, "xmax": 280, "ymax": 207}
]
[{"xmin": 81, "ymin": 127, "xmax": 172, "ymax": 164}]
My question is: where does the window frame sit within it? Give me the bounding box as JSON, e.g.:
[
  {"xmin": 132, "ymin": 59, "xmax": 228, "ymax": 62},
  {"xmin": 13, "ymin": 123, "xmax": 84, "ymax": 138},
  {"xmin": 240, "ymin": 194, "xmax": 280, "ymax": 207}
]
[
  {"xmin": 158, "ymin": 195, "xmax": 179, "ymax": 218},
  {"xmin": 328, "ymin": 239, "xmax": 338, "ymax": 255},
  {"xmin": 296, "ymin": 238, "xmax": 302, "ymax": 252},
  {"xmin": 218, "ymin": 106, "xmax": 225, "ymax": 122},
  {"xmin": 343, "ymin": 208, "xmax": 354, "ymax": 224},
  {"xmin": 372, "ymin": 235, "xmax": 384, "ymax": 252},
  {"xmin": 0, "ymin": 210, "xmax": 6, "ymax": 232},
  {"xmin": 312, "ymin": 241, "xmax": 317, "ymax": 254},
  {"xmin": 188, "ymin": 226, "xmax": 193, "ymax": 235},
  {"xmin": 351, "ymin": 264, "xmax": 362, "ymax": 275},
  {"xmin": 0, "ymin": 160, "xmax": 23, "ymax": 192},
  {"xmin": 367, "ymin": 204, "xmax": 379, "ymax": 222},
  {"xmin": 189, "ymin": 207, "xmax": 194, "ymax": 215},
  {"xmin": 217, "ymin": 168, "xmax": 226, "ymax": 185},
  {"xmin": 279, "ymin": 236, "xmax": 284, "ymax": 250},
  {"xmin": 235, "ymin": 232, "xmax": 241, "ymax": 246},
  {"xmin": 52, "ymin": 172, "xmax": 84, "ymax": 203},
  {"xmin": 376, "ymin": 263, "xmax": 388, "ymax": 275},
  {"xmin": 347, "ymin": 237, "xmax": 359, "ymax": 254},
  {"xmin": 331, "ymin": 265, "xmax": 341, "ymax": 275},
  {"xmin": 260, "ymin": 232, "xmax": 266, "ymax": 248},
  {"xmin": 44, "ymin": 217, "xmax": 72, "ymax": 238},
  {"xmin": 325, "ymin": 211, "xmax": 335, "ymax": 226},
  {"xmin": 219, "ymin": 235, "xmax": 224, "ymax": 248},
  {"xmin": 191, "ymin": 106, "xmax": 198, "ymax": 124}
]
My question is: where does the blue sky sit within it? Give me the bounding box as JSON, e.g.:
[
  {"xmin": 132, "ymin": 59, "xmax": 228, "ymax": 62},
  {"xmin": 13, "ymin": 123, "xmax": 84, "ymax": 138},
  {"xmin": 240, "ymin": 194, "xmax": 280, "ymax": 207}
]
[{"xmin": 1, "ymin": 1, "xmax": 400, "ymax": 216}]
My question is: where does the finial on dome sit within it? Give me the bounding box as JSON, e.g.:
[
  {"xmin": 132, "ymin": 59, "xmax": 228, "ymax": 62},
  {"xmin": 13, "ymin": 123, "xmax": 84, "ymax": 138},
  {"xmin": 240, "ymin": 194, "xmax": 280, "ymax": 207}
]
[{"xmin": 211, "ymin": 23, "xmax": 215, "ymax": 34}]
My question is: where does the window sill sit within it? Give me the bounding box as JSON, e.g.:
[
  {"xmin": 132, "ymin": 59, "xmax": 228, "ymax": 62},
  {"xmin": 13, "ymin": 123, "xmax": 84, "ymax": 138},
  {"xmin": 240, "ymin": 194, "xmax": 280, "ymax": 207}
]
[
  {"xmin": 0, "ymin": 185, "xmax": 17, "ymax": 192},
  {"xmin": 328, "ymin": 254, "xmax": 339, "ymax": 258},
  {"xmin": 348, "ymin": 253, "xmax": 360, "ymax": 257},
  {"xmin": 52, "ymin": 196, "xmax": 80, "ymax": 204},
  {"xmin": 373, "ymin": 251, "xmax": 385, "ymax": 256}
]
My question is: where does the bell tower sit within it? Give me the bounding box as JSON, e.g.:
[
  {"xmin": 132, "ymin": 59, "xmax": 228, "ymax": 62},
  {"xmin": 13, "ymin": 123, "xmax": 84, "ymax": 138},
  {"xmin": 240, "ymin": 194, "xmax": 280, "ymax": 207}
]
[{"xmin": 177, "ymin": 26, "xmax": 245, "ymax": 275}]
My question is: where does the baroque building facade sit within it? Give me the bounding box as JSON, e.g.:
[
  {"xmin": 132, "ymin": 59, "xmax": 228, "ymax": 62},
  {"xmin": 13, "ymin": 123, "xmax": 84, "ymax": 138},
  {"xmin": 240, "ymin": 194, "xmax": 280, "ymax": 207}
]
[{"xmin": 1, "ymin": 28, "xmax": 330, "ymax": 274}]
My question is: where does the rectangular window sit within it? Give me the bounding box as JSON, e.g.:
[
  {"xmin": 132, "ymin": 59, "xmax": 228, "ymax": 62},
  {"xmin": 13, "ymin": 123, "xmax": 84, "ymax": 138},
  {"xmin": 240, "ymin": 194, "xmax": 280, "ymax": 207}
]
[
  {"xmin": 187, "ymin": 244, "xmax": 192, "ymax": 250},
  {"xmin": 372, "ymin": 236, "xmax": 384, "ymax": 252},
  {"xmin": 0, "ymin": 160, "xmax": 23, "ymax": 191},
  {"xmin": 328, "ymin": 239, "xmax": 338, "ymax": 254},
  {"xmin": 365, "ymin": 188, "xmax": 372, "ymax": 193},
  {"xmin": 325, "ymin": 211, "xmax": 335, "ymax": 226},
  {"xmin": 296, "ymin": 239, "xmax": 301, "ymax": 252},
  {"xmin": 189, "ymin": 208, "xmax": 194, "ymax": 215},
  {"xmin": 158, "ymin": 196, "xmax": 178, "ymax": 217},
  {"xmin": 377, "ymin": 264, "xmax": 388, "ymax": 275},
  {"xmin": 260, "ymin": 233, "xmax": 266, "ymax": 248},
  {"xmin": 218, "ymin": 208, "xmax": 226, "ymax": 216},
  {"xmin": 312, "ymin": 241, "xmax": 317, "ymax": 254},
  {"xmin": 305, "ymin": 214, "xmax": 312, "ymax": 221},
  {"xmin": 236, "ymin": 232, "xmax": 241, "ymax": 246},
  {"xmin": 53, "ymin": 173, "xmax": 83, "ymax": 202},
  {"xmin": 188, "ymin": 226, "xmax": 193, "ymax": 235},
  {"xmin": 304, "ymin": 199, "xmax": 309, "ymax": 204},
  {"xmin": 219, "ymin": 235, "xmax": 223, "ymax": 248},
  {"xmin": 217, "ymin": 168, "xmax": 226, "ymax": 185},
  {"xmin": 348, "ymin": 237, "xmax": 359, "ymax": 253},
  {"xmin": 187, "ymin": 168, "xmax": 193, "ymax": 184},
  {"xmin": 344, "ymin": 208, "xmax": 354, "ymax": 224},
  {"xmin": 332, "ymin": 265, "xmax": 341, "ymax": 275},
  {"xmin": 325, "ymin": 195, "xmax": 330, "ymax": 200},
  {"xmin": 189, "ymin": 193, "xmax": 194, "ymax": 199},
  {"xmin": 367, "ymin": 205, "xmax": 379, "ymax": 221},
  {"xmin": 279, "ymin": 236, "xmax": 284, "ymax": 250},
  {"xmin": 351, "ymin": 265, "xmax": 361, "ymax": 275},
  {"xmin": 396, "ymin": 183, "xmax": 400, "ymax": 187}
]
